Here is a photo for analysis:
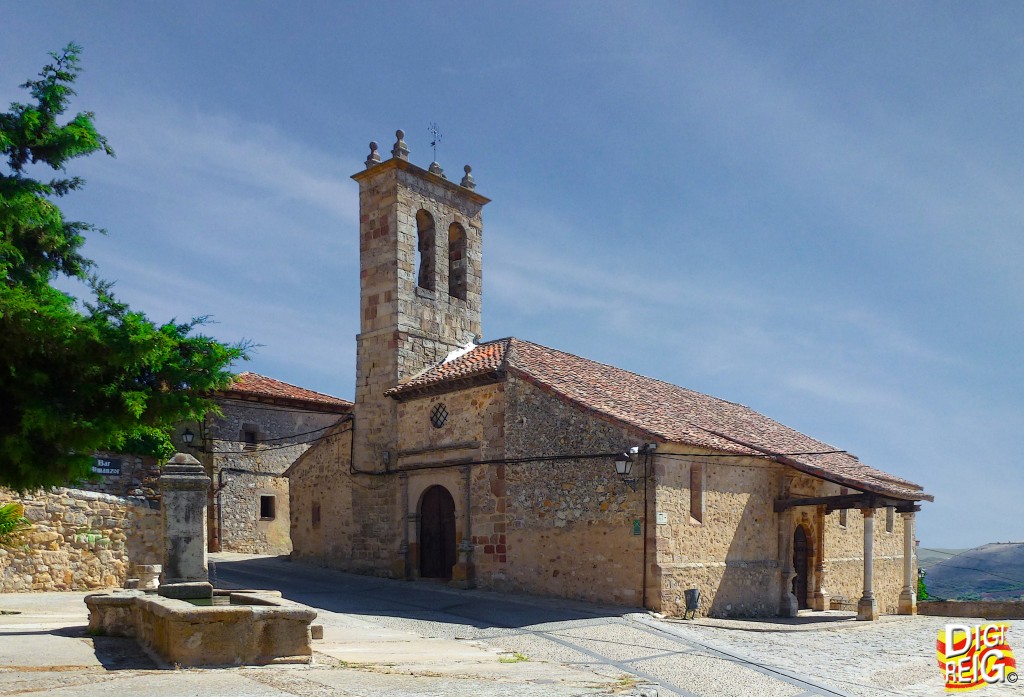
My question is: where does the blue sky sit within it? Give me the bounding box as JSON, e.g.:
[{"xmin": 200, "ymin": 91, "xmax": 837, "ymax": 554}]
[{"xmin": 3, "ymin": 2, "xmax": 1021, "ymax": 548}]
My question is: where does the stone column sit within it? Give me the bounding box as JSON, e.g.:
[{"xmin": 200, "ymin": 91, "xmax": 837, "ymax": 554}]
[
  {"xmin": 158, "ymin": 453, "xmax": 213, "ymax": 599},
  {"xmin": 451, "ymin": 465, "xmax": 475, "ymax": 589},
  {"xmin": 812, "ymin": 505, "xmax": 829, "ymax": 611},
  {"xmin": 398, "ymin": 473, "xmax": 411, "ymax": 578},
  {"xmin": 898, "ymin": 512, "xmax": 917, "ymax": 615},
  {"xmin": 778, "ymin": 476, "xmax": 798, "ymax": 617},
  {"xmin": 857, "ymin": 508, "xmax": 878, "ymax": 620}
]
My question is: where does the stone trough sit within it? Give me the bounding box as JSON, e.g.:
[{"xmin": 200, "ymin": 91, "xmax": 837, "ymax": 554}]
[
  {"xmin": 85, "ymin": 589, "xmax": 316, "ymax": 666},
  {"xmin": 84, "ymin": 453, "xmax": 317, "ymax": 667}
]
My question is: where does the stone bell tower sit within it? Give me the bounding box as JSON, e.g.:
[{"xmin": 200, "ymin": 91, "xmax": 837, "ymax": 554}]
[{"xmin": 350, "ymin": 130, "xmax": 489, "ymax": 471}]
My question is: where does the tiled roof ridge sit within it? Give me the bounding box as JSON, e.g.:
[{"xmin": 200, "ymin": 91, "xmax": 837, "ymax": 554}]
[
  {"xmin": 384, "ymin": 337, "xmax": 512, "ymax": 396},
  {"xmin": 695, "ymin": 424, "xmax": 925, "ymax": 492},
  {"xmin": 385, "ymin": 335, "xmax": 929, "ymax": 501},
  {"xmin": 506, "ymin": 337, "xmax": 753, "ymax": 411},
  {"xmin": 503, "ymin": 338, "xmax": 927, "ymax": 499},
  {"xmin": 505, "ymin": 338, "xmax": 780, "ymax": 450},
  {"xmin": 224, "ymin": 371, "xmax": 353, "ymax": 408}
]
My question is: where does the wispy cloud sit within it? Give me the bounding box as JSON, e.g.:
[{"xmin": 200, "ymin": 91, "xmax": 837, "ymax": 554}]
[{"xmin": 53, "ymin": 101, "xmax": 362, "ymax": 398}]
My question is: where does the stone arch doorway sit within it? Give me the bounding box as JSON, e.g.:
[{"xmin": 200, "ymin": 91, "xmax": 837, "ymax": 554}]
[
  {"xmin": 419, "ymin": 485, "xmax": 457, "ymax": 579},
  {"xmin": 793, "ymin": 525, "xmax": 810, "ymax": 610}
]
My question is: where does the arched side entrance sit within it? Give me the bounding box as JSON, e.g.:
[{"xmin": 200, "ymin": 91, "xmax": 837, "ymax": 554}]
[
  {"xmin": 793, "ymin": 525, "xmax": 810, "ymax": 610},
  {"xmin": 419, "ymin": 485, "xmax": 457, "ymax": 579}
]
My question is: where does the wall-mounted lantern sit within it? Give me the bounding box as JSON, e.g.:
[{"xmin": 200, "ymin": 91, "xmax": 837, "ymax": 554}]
[
  {"xmin": 181, "ymin": 428, "xmax": 196, "ymax": 447},
  {"xmin": 614, "ymin": 444, "xmax": 657, "ymax": 490},
  {"xmin": 615, "ymin": 451, "xmax": 634, "ymax": 479}
]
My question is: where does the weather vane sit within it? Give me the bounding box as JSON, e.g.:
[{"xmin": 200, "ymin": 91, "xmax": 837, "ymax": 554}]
[{"xmin": 428, "ymin": 122, "xmax": 442, "ymax": 162}]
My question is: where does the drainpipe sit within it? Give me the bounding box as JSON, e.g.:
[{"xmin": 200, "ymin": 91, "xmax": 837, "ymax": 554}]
[{"xmin": 636, "ymin": 445, "xmax": 658, "ymax": 610}]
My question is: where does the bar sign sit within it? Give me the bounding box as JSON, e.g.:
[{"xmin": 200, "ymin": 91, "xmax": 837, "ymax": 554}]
[{"xmin": 92, "ymin": 457, "xmax": 121, "ymax": 476}]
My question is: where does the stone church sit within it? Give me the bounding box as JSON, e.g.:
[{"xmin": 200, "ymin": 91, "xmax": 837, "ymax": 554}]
[{"xmin": 287, "ymin": 131, "xmax": 932, "ymax": 619}]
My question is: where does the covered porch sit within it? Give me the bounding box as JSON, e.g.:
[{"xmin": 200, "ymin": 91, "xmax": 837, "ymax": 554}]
[{"xmin": 775, "ymin": 487, "xmax": 923, "ymax": 621}]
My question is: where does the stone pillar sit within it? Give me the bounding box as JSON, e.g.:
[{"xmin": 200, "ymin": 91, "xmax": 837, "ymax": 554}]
[
  {"xmin": 451, "ymin": 465, "xmax": 476, "ymax": 589},
  {"xmin": 857, "ymin": 508, "xmax": 878, "ymax": 620},
  {"xmin": 812, "ymin": 505, "xmax": 829, "ymax": 611},
  {"xmin": 158, "ymin": 453, "xmax": 213, "ymax": 599},
  {"xmin": 898, "ymin": 512, "xmax": 917, "ymax": 615},
  {"xmin": 398, "ymin": 473, "xmax": 411, "ymax": 578},
  {"xmin": 778, "ymin": 476, "xmax": 798, "ymax": 617}
]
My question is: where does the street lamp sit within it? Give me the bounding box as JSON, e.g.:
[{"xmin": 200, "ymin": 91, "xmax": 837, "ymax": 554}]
[
  {"xmin": 614, "ymin": 444, "xmax": 657, "ymax": 490},
  {"xmin": 181, "ymin": 428, "xmax": 196, "ymax": 447},
  {"xmin": 615, "ymin": 451, "xmax": 633, "ymax": 478},
  {"xmin": 615, "ymin": 447, "xmax": 639, "ymax": 490}
]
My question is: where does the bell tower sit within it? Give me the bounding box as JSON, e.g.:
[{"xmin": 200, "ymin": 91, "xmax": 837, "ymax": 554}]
[{"xmin": 351, "ymin": 130, "xmax": 489, "ymax": 471}]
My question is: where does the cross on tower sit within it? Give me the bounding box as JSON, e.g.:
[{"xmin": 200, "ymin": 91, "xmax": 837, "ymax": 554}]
[{"xmin": 428, "ymin": 122, "xmax": 442, "ymax": 163}]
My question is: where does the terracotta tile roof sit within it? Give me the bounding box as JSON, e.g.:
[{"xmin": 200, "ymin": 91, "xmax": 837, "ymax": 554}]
[
  {"xmin": 387, "ymin": 338, "xmax": 930, "ymax": 501},
  {"xmin": 387, "ymin": 339, "xmax": 511, "ymax": 395},
  {"xmin": 218, "ymin": 372, "xmax": 352, "ymax": 412}
]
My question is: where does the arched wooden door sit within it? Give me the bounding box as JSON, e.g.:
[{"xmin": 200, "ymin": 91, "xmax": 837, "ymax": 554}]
[
  {"xmin": 419, "ymin": 485, "xmax": 456, "ymax": 579},
  {"xmin": 793, "ymin": 525, "xmax": 810, "ymax": 610}
]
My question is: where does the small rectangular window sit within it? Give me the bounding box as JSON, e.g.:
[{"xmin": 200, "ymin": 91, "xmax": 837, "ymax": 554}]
[
  {"xmin": 242, "ymin": 427, "xmax": 258, "ymax": 450},
  {"xmin": 260, "ymin": 495, "xmax": 276, "ymax": 520},
  {"xmin": 886, "ymin": 506, "xmax": 894, "ymax": 533},
  {"xmin": 690, "ymin": 463, "xmax": 704, "ymax": 524},
  {"xmin": 839, "ymin": 487, "xmax": 848, "ymax": 528},
  {"xmin": 312, "ymin": 502, "xmax": 321, "ymax": 529}
]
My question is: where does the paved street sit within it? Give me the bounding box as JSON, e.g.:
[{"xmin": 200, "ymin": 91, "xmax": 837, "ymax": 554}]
[
  {"xmin": 0, "ymin": 554, "xmax": 1013, "ymax": 696},
  {"xmin": 211, "ymin": 553, "xmax": 963, "ymax": 696}
]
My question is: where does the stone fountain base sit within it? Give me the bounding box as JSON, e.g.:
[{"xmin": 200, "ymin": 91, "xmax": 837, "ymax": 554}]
[{"xmin": 85, "ymin": 589, "xmax": 316, "ymax": 666}]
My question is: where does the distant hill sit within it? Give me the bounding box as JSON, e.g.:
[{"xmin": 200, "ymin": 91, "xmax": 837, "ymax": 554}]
[
  {"xmin": 922, "ymin": 542, "xmax": 1024, "ymax": 601},
  {"xmin": 917, "ymin": 547, "xmax": 968, "ymax": 571}
]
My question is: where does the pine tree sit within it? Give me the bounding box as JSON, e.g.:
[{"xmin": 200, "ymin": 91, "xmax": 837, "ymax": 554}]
[{"xmin": 0, "ymin": 44, "xmax": 248, "ymax": 490}]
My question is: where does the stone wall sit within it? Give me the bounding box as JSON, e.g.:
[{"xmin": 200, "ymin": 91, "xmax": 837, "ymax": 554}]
[
  {"xmin": 653, "ymin": 447, "xmax": 785, "ymax": 617},
  {"xmin": 498, "ymin": 376, "xmax": 647, "ymax": 606},
  {"xmin": 288, "ymin": 423, "xmax": 354, "ymax": 569},
  {"xmin": 919, "ymin": 600, "xmax": 1024, "ymax": 620},
  {"xmin": 72, "ymin": 451, "xmax": 162, "ymax": 505},
  {"xmin": 0, "ymin": 487, "xmax": 161, "ymax": 592},
  {"xmin": 207, "ymin": 399, "xmax": 343, "ymax": 555},
  {"xmin": 397, "ymin": 383, "xmax": 505, "ymax": 581},
  {"xmin": 650, "ymin": 450, "xmax": 912, "ymax": 618},
  {"xmin": 819, "ymin": 483, "xmax": 909, "ymax": 614}
]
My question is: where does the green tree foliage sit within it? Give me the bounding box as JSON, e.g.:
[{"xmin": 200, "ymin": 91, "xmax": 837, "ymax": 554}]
[
  {"xmin": 0, "ymin": 502, "xmax": 31, "ymax": 547},
  {"xmin": 0, "ymin": 44, "xmax": 247, "ymax": 490},
  {"xmin": 917, "ymin": 569, "xmax": 929, "ymax": 601}
]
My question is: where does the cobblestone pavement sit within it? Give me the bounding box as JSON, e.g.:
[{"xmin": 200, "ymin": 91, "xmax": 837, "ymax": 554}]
[
  {"xmin": 2, "ymin": 556, "xmax": 1018, "ymax": 697},
  {"xmin": 643, "ymin": 613, "xmax": 1020, "ymax": 697},
  {"xmin": 214, "ymin": 554, "xmax": 1010, "ymax": 696}
]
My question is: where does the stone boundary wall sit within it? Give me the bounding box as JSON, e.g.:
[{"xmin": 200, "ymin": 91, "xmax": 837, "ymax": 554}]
[
  {"xmin": 919, "ymin": 600, "xmax": 1024, "ymax": 619},
  {"xmin": 0, "ymin": 487, "xmax": 162, "ymax": 592},
  {"xmin": 74, "ymin": 451, "xmax": 162, "ymax": 506}
]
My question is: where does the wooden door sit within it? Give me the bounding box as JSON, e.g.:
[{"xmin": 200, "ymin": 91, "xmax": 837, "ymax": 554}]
[
  {"xmin": 793, "ymin": 525, "xmax": 809, "ymax": 610},
  {"xmin": 420, "ymin": 485, "xmax": 456, "ymax": 579}
]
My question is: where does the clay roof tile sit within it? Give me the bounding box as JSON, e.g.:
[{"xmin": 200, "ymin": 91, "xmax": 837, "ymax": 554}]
[
  {"xmin": 386, "ymin": 338, "xmax": 930, "ymax": 502},
  {"xmin": 219, "ymin": 372, "xmax": 352, "ymax": 411}
]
